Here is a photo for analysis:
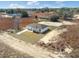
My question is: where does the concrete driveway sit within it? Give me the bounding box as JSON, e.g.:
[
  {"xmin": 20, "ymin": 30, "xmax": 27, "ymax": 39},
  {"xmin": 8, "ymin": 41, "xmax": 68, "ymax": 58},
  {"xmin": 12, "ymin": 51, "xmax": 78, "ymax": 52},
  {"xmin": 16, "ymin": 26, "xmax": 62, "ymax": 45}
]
[
  {"xmin": 38, "ymin": 21, "xmax": 63, "ymax": 27},
  {"xmin": 16, "ymin": 29, "xmax": 32, "ymax": 35}
]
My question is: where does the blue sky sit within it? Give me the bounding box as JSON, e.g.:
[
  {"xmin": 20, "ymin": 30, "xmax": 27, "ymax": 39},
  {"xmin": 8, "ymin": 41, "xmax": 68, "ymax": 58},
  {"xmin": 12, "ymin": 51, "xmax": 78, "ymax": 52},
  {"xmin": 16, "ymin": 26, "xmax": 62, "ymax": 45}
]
[{"xmin": 0, "ymin": 1, "xmax": 79, "ymax": 9}]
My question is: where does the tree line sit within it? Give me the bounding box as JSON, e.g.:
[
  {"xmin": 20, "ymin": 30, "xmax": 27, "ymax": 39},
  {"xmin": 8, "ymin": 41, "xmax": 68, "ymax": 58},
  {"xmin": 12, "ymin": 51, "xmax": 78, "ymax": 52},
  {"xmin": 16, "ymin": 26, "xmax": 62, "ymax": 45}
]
[
  {"xmin": 0, "ymin": 9, "xmax": 29, "ymax": 17},
  {"xmin": 0, "ymin": 8, "xmax": 79, "ymax": 19}
]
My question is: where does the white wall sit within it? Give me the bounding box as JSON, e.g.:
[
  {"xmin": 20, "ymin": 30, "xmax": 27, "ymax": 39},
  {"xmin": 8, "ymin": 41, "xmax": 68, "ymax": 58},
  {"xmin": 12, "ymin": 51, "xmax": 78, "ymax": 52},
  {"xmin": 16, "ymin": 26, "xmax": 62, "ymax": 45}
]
[
  {"xmin": 26, "ymin": 26, "xmax": 48, "ymax": 33},
  {"xmin": 41, "ymin": 27, "xmax": 48, "ymax": 33},
  {"xmin": 74, "ymin": 14, "xmax": 79, "ymax": 19}
]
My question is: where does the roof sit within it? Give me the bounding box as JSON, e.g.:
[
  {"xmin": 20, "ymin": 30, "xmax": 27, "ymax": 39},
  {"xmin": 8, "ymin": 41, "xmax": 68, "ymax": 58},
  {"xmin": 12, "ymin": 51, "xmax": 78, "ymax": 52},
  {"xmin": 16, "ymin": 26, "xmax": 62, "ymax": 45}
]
[
  {"xmin": 27, "ymin": 23, "xmax": 48, "ymax": 29},
  {"xmin": 32, "ymin": 12, "xmax": 54, "ymax": 18},
  {"xmin": 9, "ymin": 13, "xmax": 22, "ymax": 17}
]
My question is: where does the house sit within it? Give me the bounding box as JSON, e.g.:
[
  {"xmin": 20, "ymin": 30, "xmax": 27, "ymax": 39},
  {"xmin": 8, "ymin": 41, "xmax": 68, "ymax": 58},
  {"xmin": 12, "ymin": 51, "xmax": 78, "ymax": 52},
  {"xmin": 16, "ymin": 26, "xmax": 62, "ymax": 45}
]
[
  {"xmin": 0, "ymin": 12, "xmax": 12, "ymax": 18},
  {"xmin": 27, "ymin": 10, "xmax": 35, "ymax": 17},
  {"xmin": 32, "ymin": 12, "xmax": 54, "ymax": 19},
  {"xmin": 9, "ymin": 13, "xmax": 22, "ymax": 18},
  {"xmin": 32, "ymin": 12, "xmax": 60, "ymax": 22},
  {"xmin": 73, "ymin": 14, "xmax": 79, "ymax": 19},
  {"xmin": 26, "ymin": 23, "xmax": 48, "ymax": 33}
]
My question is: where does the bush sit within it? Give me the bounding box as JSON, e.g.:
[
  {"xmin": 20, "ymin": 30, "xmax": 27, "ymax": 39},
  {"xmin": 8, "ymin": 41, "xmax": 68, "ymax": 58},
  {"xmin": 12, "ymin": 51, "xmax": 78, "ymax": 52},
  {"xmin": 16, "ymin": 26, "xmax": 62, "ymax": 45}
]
[
  {"xmin": 21, "ymin": 11, "xmax": 29, "ymax": 18},
  {"xmin": 49, "ymin": 15, "xmax": 59, "ymax": 22}
]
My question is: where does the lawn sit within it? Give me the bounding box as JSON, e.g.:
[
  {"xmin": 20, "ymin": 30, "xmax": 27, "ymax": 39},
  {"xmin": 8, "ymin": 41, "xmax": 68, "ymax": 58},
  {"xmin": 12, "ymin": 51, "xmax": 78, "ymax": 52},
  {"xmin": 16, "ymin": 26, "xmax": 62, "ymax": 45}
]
[
  {"xmin": 9, "ymin": 32, "xmax": 44, "ymax": 44},
  {"xmin": 48, "ymin": 26, "xmax": 57, "ymax": 30},
  {"xmin": 8, "ymin": 26, "xmax": 57, "ymax": 44}
]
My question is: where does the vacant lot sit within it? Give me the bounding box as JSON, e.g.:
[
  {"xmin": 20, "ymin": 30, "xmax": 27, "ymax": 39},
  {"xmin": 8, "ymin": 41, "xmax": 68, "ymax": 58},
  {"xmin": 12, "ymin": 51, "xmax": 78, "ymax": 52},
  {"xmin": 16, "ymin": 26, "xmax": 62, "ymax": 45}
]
[
  {"xmin": 58, "ymin": 20, "xmax": 79, "ymax": 57},
  {"xmin": 0, "ymin": 40, "xmax": 32, "ymax": 58}
]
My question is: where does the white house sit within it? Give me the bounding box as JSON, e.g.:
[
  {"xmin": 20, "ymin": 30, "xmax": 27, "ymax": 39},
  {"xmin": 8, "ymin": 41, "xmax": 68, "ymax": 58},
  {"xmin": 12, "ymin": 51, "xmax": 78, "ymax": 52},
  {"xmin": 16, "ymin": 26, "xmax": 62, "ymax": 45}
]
[
  {"xmin": 26, "ymin": 23, "xmax": 48, "ymax": 33},
  {"xmin": 73, "ymin": 14, "xmax": 79, "ymax": 19}
]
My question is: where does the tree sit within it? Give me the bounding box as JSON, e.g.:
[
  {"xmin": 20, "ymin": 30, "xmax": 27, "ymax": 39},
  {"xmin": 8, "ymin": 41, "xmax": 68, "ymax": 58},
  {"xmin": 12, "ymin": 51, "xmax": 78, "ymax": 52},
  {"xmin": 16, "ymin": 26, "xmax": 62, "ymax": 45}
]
[
  {"xmin": 6, "ymin": 9, "xmax": 15, "ymax": 14},
  {"xmin": 56, "ymin": 8, "xmax": 74, "ymax": 20},
  {"xmin": 21, "ymin": 11, "xmax": 29, "ymax": 17},
  {"xmin": 0, "ymin": 9, "xmax": 5, "ymax": 12},
  {"xmin": 49, "ymin": 15, "xmax": 59, "ymax": 22},
  {"xmin": 35, "ymin": 15, "xmax": 38, "ymax": 20}
]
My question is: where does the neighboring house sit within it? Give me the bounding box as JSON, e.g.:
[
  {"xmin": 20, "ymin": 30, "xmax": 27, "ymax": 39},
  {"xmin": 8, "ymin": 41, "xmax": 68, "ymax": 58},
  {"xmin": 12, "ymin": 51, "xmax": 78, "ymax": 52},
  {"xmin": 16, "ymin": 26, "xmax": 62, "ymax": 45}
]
[
  {"xmin": 0, "ymin": 12, "xmax": 13, "ymax": 18},
  {"xmin": 32, "ymin": 12, "xmax": 54, "ymax": 19},
  {"xmin": 26, "ymin": 23, "xmax": 48, "ymax": 33},
  {"xmin": 27, "ymin": 10, "xmax": 35, "ymax": 17},
  {"xmin": 1, "ymin": 14, "xmax": 12, "ymax": 18},
  {"xmin": 9, "ymin": 13, "xmax": 22, "ymax": 18},
  {"xmin": 0, "ymin": 12, "xmax": 7, "ymax": 15},
  {"xmin": 73, "ymin": 14, "xmax": 79, "ymax": 19},
  {"xmin": 32, "ymin": 12, "xmax": 60, "ymax": 22}
]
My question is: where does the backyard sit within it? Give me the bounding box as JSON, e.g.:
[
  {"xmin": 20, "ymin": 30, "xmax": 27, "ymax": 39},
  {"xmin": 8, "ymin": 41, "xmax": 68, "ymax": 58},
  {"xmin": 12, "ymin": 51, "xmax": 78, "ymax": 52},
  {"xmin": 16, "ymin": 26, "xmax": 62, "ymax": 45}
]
[
  {"xmin": 9, "ymin": 31, "xmax": 44, "ymax": 44},
  {"xmin": 8, "ymin": 26, "xmax": 57, "ymax": 44}
]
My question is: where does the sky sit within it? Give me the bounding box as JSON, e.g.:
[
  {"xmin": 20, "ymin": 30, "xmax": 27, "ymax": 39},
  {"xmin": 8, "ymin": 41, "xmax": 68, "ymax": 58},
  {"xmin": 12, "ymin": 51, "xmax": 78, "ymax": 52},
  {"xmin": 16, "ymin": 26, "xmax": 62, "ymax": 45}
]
[{"xmin": 0, "ymin": 1, "xmax": 79, "ymax": 9}]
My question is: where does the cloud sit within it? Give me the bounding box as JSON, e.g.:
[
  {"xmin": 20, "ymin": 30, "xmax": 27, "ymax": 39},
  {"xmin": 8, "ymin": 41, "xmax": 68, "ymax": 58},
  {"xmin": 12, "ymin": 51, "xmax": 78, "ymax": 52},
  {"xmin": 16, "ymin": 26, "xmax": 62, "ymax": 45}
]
[
  {"xmin": 8, "ymin": 3, "xmax": 26, "ymax": 9},
  {"xmin": 55, "ymin": 1, "xmax": 65, "ymax": 8},
  {"xmin": 55, "ymin": 1, "xmax": 64, "ymax": 4},
  {"xmin": 27, "ymin": 1, "xmax": 39, "ymax": 5},
  {"xmin": 41, "ymin": 1, "xmax": 65, "ymax": 8}
]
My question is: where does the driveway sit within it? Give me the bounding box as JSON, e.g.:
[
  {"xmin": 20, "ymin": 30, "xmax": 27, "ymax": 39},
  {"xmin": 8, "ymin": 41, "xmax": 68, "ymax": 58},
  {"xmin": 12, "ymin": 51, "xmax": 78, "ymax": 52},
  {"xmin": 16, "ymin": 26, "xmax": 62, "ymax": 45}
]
[
  {"xmin": 16, "ymin": 29, "xmax": 32, "ymax": 35},
  {"xmin": 38, "ymin": 21, "xmax": 63, "ymax": 27},
  {"xmin": 38, "ymin": 21, "xmax": 76, "ymax": 27}
]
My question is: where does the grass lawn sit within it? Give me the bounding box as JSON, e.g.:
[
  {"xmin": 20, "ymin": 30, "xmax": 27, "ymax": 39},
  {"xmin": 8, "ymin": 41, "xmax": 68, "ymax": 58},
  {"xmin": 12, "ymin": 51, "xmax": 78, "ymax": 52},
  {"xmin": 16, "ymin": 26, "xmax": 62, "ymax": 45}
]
[
  {"xmin": 8, "ymin": 26, "xmax": 57, "ymax": 44},
  {"xmin": 48, "ymin": 26, "xmax": 57, "ymax": 30},
  {"xmin": 9, "ymin": 32, "xmax": 44, "ymax": 44}
]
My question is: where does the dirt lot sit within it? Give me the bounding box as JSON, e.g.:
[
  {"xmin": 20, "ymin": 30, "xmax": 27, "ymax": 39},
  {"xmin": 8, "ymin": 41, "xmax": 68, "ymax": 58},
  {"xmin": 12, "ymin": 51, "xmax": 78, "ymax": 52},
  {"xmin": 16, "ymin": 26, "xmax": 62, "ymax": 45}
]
[
  {"xmin": 0, "ymin": 33, "xmax": 66, "ymax": 58},
  {"xmin": 0, "ymin": 40, "xmax": 32, "ymax": 58},
  {"xmin": 39, "ymin": 28, "xmax": 67, "ymax": 44}
]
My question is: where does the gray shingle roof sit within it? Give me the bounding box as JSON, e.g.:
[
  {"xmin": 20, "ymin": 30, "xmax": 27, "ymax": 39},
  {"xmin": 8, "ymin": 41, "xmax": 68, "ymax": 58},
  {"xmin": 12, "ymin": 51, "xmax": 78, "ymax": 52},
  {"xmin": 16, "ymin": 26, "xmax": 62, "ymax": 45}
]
[{"xmin": 27, "ymin": 23, "xmax": 48, "ymax": 29}]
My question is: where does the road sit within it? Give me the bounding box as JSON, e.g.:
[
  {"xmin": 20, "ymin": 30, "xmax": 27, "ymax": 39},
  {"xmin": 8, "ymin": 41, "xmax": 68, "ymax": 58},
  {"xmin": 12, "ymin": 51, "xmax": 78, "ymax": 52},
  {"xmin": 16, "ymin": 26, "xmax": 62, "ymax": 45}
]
[{"xmin": 0, "ymin": 32, "xmax": 66, "ymax": 58}]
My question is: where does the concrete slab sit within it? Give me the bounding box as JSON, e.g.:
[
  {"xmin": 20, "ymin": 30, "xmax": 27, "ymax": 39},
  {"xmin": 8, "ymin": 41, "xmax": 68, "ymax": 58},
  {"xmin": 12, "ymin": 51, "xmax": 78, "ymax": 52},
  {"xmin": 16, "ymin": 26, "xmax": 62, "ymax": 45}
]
[{"xmin": 16, "ymin": 29, "xmax": 32, "ymax": 35}]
